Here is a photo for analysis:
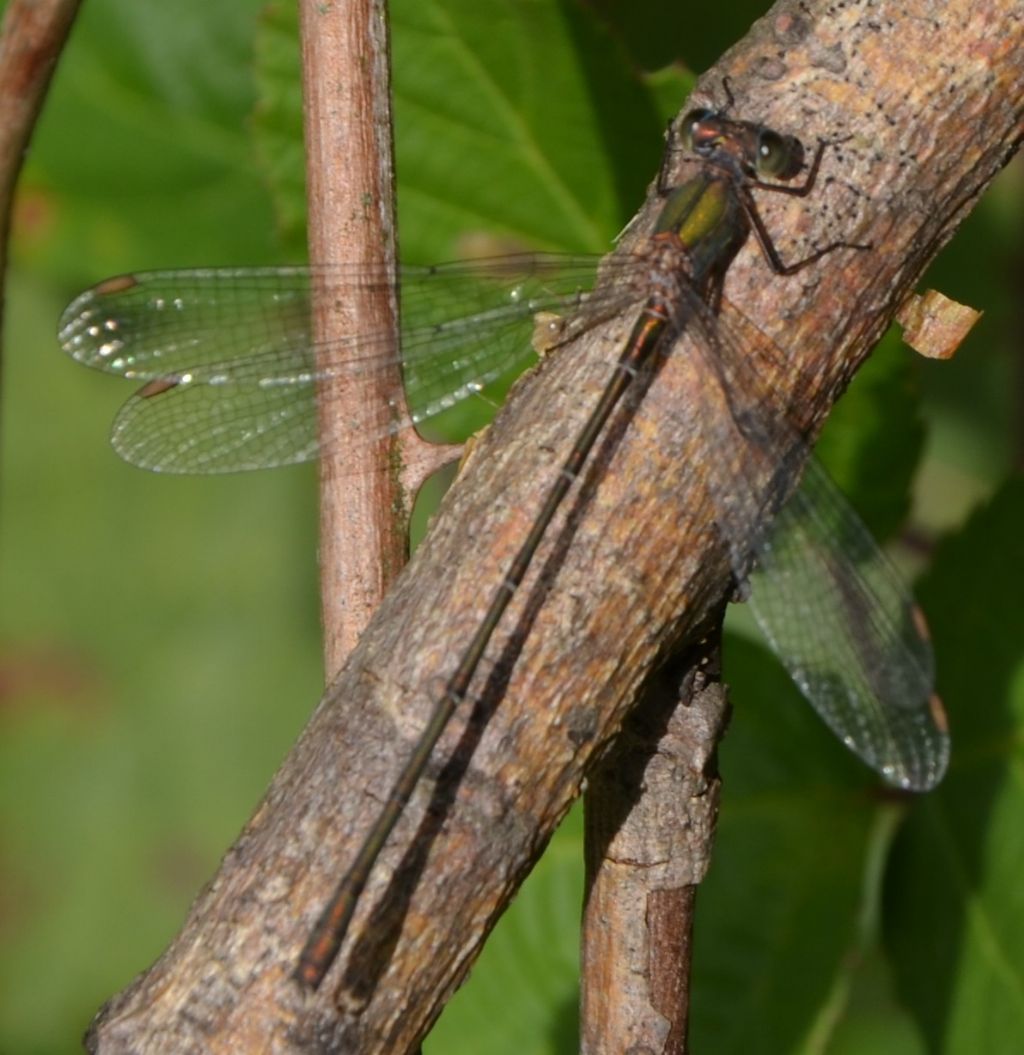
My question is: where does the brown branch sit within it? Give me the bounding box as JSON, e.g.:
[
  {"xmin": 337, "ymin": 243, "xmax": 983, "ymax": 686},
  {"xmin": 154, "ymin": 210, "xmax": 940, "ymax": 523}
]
[
  {"xmin": 582, "ymin": 636, "xmax": 728, "ymax": 1054},
  {"xmin": 0, "ymin": 0, "xmax": 81, "ymax": 401},
  {"xmin": 301, "ymin": 0, "xmax": 431, "ymax": 676},
  {"xmin": 84, "ymin": 0, "xmax": 1023, "ymax": 1051}
]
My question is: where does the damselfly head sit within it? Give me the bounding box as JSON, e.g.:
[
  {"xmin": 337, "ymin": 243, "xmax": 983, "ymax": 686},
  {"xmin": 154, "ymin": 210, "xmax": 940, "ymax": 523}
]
[{"xmin": 680, "ymin": 108, "xmax": 805, "ymax": 184}]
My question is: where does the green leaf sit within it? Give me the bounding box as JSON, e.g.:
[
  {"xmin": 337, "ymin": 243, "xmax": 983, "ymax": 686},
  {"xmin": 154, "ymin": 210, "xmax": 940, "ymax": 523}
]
[
  {"xmin": 885, "ymin": 478, "xmax": 1024, "ymax": 1052},
  {"xmin": 0, "ymin": 273, "xmax": 324, "ymax": 1054},
  {"xmin": 252, "ymin": 3, "xmax": 308, "ymax": 254},
  {"xmin": 644, "ymin": 63, "xmax": 699, "ymax": 127},
  {"xmin": 21, "ymin": 0, "xmax": 281, "ymax": 279},
  {"xmin": 693, "ymin": 634, "xmax": 878, "ymax": 1053},
  {"xmin": 583, "ymin": 0, "xmax": 778, "ymax": 74},
  {"xmin": 814, "ymin": 330, "xmax": 926, "ymax": 542},
  {"xmin": 425, "ymin": 807, "xmax": 583, "ymax": 1055},
  {"xmin": 253, "ymin": 0, "xmax": 665, "ymax": 262},
  {"xmin": 821, "ymin": 946, "xmax": 928, "ymax": 1055}
]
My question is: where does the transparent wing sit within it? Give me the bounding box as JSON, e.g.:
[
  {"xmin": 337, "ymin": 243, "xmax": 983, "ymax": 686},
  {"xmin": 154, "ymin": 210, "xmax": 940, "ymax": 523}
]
[
  {"xmin": 747, "ymin": 458, "xmax": 948, "ymax": 790},
  {"xmin": 60, "ymin": 249, "xmax": 949, "ymax": 787},
  {"xmin": 682, "ymin": 298, "xmax": 810, "ymax": 573},
  {"xmin": 668, "ymin": 296, "xmax": 948, "ymax": 790},
  {"xmin": 58, "ymin": 258, "xmax": 623, "ymax": 473}
]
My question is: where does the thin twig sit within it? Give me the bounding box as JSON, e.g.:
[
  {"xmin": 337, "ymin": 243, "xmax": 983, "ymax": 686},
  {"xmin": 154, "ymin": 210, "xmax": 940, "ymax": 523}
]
[
  {"xmin": 300, "ymin": 0, "xmax": 408, "ymax": 676},
  {"xmin": 0, "ymin": 0, "xmax": 82, "ymax": 412}
]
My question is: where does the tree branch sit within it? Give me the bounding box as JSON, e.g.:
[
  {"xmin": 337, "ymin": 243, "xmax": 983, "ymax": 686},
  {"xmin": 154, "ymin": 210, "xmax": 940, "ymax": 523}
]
[
  {"xmin": 85, "ymin": 0, "xmax": 1023, "ymax": 1051},
  {"xmin": 582, "ymin": 636, "xmax": 728, "ymax": 1054},
  {"xmin": 300, "ymin": 0, "xmax": 401, "ymax": 677},
  {"xmin": 0, "ymin": 0, "xmax": 81, "ymax": 401}
]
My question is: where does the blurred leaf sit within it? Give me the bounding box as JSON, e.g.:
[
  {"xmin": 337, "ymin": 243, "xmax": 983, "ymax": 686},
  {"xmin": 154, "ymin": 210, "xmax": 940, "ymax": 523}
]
[
  {"xmin": 425, "ymin": 807, "xmax": 583, "ymax": 1055},
  {"xmin": 0, "ymin": 275, "xmax": 324, "ymax": 1054},
  {"xmin": 585, "ymin": 0, "xmax": 773, "ymax": 73},
  {"xmin": 917, "ymin": 163, "xmax": 1023, "ymax": 494},
  {"xmin": 18, "ymin": 0, "xmax": 281, "ymax": 280},
  {"xmin": 885, "ymin": 478, "xmax": 1024, "ymax": 1053},
  {"xmin": 694, "ymin": 633, "xmax": 878, "ymax": 1053},
  {"xmin": 644, "ymin": 62, "xmax": 699, "ymax": 126},
  {"xmin": 822, "ymin": 946, "xmax": 927, "ymax": 1055},
  {"xmin": 253, "ymin": 0, "xmax": 665, "ymax": 261},
  {"xmin": 252, "ymin": 4, "xmax": 307, "ymax": 254},
  {"xmin": 814, "ymin": 331, "xmax": 926, "ymax": 542}
]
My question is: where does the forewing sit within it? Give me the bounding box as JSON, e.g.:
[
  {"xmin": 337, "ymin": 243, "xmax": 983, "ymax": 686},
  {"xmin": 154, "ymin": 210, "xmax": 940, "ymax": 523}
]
[{"xmin": 58, "ymin": 258, "xmax": 609, "ymax": 473}]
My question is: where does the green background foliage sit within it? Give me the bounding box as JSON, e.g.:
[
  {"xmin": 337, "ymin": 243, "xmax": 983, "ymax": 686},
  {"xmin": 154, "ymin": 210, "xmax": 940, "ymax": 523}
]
[{"xmin": 1, "ymin": 1, "xmax": 1021, "ymax": 1052}]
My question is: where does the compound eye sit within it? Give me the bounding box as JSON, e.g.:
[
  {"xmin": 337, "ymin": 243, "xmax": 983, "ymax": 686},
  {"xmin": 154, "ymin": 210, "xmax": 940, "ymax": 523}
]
[
  {"xmin": 679, "ymin": 108, "xmax": 715, "ymax": 151},
  {"xmin": 756, "ymin": 129, "xmax": 803, "ymax": 179}
]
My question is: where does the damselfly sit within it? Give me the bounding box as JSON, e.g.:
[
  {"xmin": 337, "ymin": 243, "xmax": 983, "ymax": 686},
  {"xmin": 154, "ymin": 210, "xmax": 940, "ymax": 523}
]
[{"xmin": 59, "ymin": 102, "xmax": 950, "ymax": 990}]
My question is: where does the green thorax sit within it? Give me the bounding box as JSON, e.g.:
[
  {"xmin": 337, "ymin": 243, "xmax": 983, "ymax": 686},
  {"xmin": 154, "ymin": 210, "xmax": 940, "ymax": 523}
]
[{"xmin": 653, "ymin": 170, "xmax": 750, "ymax": 294}]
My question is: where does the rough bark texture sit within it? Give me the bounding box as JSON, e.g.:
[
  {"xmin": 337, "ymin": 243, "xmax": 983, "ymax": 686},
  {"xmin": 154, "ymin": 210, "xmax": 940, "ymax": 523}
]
[
  {"xmin": 582, "ymin": 640, "xmax": 728, "ymax": 1055},
  {"xmin": 85, "ymin": 0, "xmax": 1023, "ymax": 1052}
]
